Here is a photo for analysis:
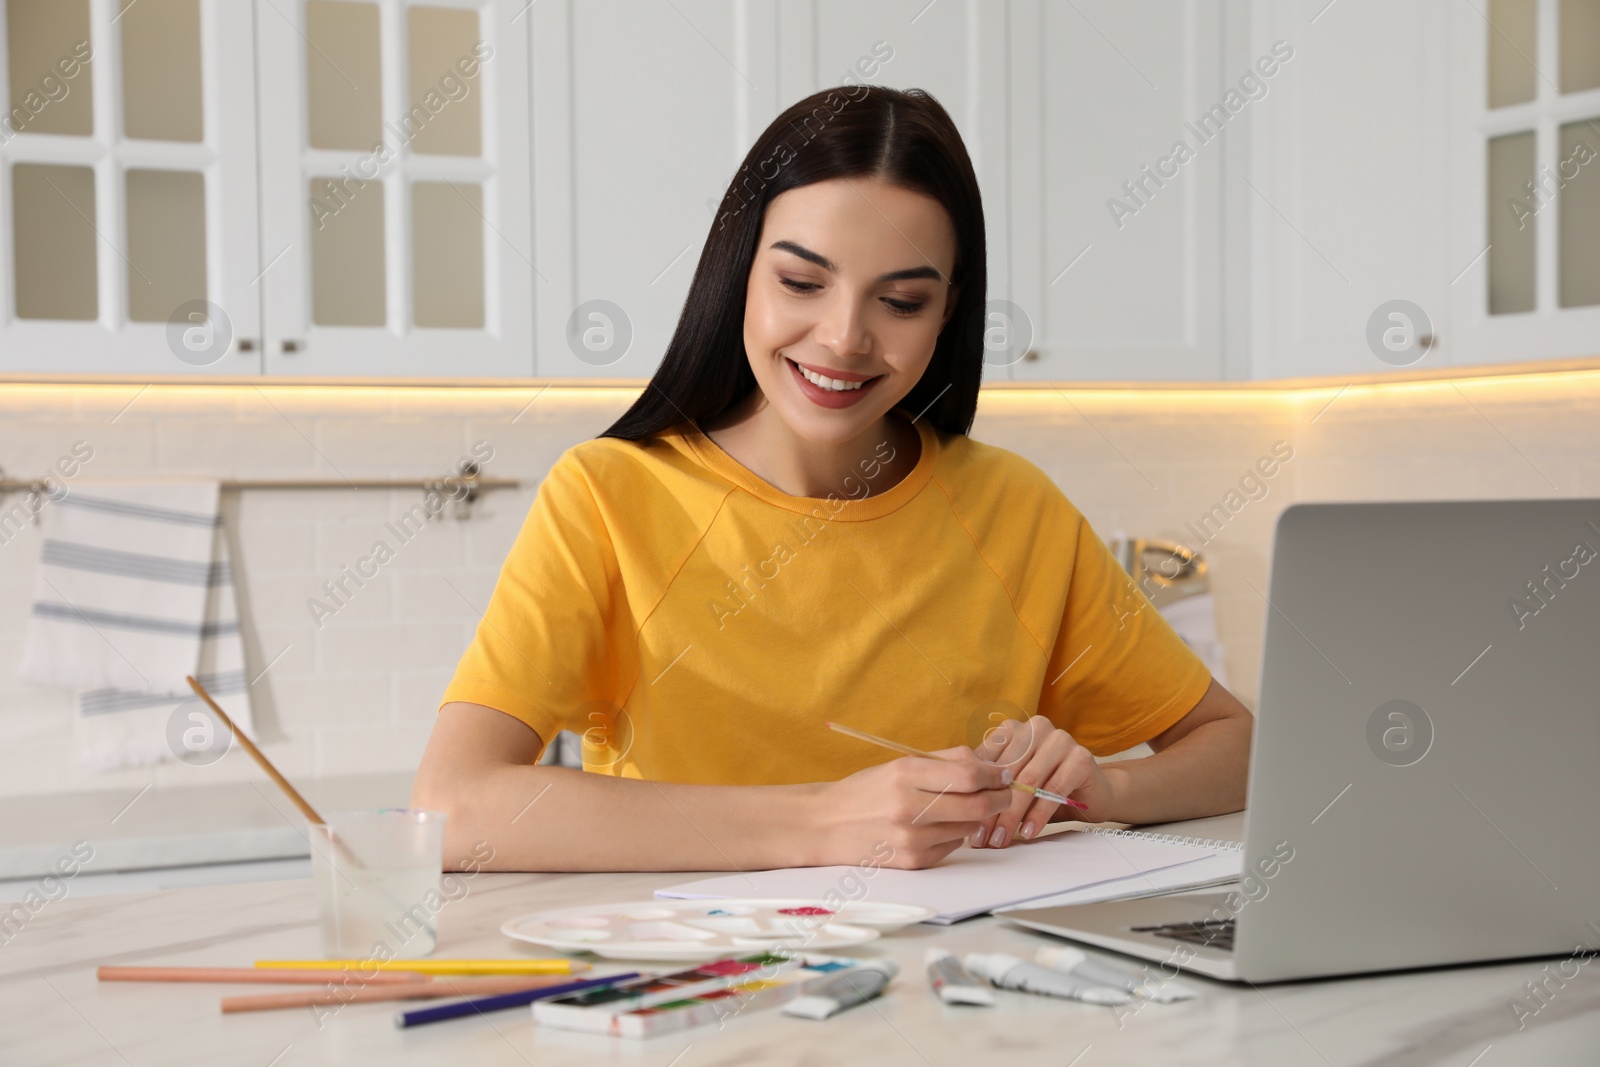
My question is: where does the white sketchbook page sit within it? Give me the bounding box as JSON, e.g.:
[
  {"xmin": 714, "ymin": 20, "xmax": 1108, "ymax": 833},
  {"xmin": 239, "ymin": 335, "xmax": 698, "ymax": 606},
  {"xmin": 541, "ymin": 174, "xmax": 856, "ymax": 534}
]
[
  {"xmin": 995, "ymin": 850, "xmax": 1244, "ymax": 913},
  {"xmin": 655, "ymin": 830, "xmax": 1217, "ymax": 924}
]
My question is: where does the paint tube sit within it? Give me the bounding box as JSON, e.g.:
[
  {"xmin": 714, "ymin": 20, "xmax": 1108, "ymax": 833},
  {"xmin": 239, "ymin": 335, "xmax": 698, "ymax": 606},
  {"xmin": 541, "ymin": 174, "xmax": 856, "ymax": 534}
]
[
  {"xmin": 781, "ymin": 959, "xmax": 898, "ymax": 1020},
  {"xmin": 924, "ymin": 947, "xmax": 995, "ymax": 1006},
  {"xmin": 962, "ymin": 952, "xmax": 1132, "ymax": 1006},
  {"xmin": 1035, "ymin": 945, "xmax": 1197, "ymax": 1002}
]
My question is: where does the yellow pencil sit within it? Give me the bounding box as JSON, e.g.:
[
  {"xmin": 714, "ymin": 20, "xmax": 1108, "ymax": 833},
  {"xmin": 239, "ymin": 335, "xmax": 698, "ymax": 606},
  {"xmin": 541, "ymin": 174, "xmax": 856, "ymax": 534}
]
[
  {"xmin": 824, "ymin": 721, "xmax": 1088, "ymax": 811},
  {"xmin": 254, "ymin": 959, "xmax": 588, "ymax": 976}
]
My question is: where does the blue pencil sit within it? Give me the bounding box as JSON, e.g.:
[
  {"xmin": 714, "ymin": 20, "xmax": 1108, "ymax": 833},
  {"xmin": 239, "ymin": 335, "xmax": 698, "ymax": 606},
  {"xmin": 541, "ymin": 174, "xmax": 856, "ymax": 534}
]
[{"xmin": 394, "ymin": 972, "xmax": 641, "ymax": 1029}]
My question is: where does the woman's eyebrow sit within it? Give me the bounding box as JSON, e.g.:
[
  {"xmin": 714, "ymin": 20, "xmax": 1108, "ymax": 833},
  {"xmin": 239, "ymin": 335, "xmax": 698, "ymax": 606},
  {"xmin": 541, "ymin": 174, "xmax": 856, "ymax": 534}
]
[{"xmin": 770, "ymin": 240, "xmax": 942, "ymax": 283}]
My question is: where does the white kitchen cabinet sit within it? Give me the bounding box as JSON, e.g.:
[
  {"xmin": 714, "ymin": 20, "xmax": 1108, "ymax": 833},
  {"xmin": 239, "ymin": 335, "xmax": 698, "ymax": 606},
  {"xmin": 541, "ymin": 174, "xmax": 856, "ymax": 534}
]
[
  {"xmin": 1243, "ymin": 0, "xmax": 1456, "ymax": 380},
  {"xmin": 256, "ymin": 0, "xmax": 533, "ymax": 377},
  {"xmin": 527, "ymin": 0, "xmax": 738, "ymax": 380},
  {"xmin": 0, "ymin": 0, "xmax": 261, "ymax": 375},
  {"xmin": 1, "ymin": 0, "xmax": 1593, "ymax": 381},
  {"xmin": 1247, "ymin": 0, "xmax": 1599, "ymax": 380},
  {"xmin": 0, "ymin": 0, "xmax": 532, "ymax": 378},
  {"xmin": 811, "ymin": 0, "xmax": 1010, "ymax": 379},
  {"xmin": 1003, "ymin": 0, "xmax": 1225, "ymax": 382},
  {"xmin": 1445, "ymin": 0, "xmax": 1600, "ymax": 367},
  {"xmin": 528, "ymin": 0, "xmax": 1001, "ymax": 380}
]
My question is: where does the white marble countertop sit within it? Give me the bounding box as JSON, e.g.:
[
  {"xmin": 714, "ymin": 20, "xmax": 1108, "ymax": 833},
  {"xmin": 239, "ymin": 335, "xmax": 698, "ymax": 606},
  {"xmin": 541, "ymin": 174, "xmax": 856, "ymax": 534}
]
[
  {"xmin": 4, "ymin": 809, "xmax": 1597, "ymax": 1066},
  {"xmin": 0, "ymin": 773, "xmax": 414, "ymax": 879}
]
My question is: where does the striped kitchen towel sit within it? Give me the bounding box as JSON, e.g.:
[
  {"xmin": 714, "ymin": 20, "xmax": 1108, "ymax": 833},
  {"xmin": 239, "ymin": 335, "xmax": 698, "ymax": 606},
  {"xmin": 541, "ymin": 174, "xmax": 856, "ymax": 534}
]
[{"xmin": 17, "ymin": 482, "xmax": 255, "ymax": 771}]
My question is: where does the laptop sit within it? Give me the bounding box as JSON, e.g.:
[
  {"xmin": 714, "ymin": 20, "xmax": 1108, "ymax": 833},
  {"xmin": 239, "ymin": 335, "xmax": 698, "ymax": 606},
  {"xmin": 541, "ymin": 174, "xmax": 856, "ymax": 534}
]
[{"xmin": 1001, "ymin": 500, "xmax": 1600, "ymax": 983}]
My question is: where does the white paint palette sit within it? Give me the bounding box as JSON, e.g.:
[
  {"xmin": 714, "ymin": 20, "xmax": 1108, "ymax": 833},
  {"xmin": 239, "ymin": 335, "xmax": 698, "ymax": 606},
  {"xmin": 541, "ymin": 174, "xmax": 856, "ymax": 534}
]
[{"xmin": 501, "ymin": 898, "xmax": 934, "ymax": 961}]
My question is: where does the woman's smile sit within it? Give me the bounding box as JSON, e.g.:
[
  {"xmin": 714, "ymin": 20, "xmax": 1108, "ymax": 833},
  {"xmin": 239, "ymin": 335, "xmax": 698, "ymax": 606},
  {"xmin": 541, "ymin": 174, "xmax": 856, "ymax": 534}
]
[{"xmin": 785, "ymin": 355, "xmax": 885, "ymax": 408}]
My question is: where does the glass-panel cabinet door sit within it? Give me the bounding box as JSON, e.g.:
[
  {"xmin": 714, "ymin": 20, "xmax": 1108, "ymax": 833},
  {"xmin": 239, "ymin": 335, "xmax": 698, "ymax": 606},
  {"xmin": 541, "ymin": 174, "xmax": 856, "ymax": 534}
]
[
  {"xmin": 0, "ymin": 0, "xmax": 260, "ymax": 374},
  {"xmin": 1450, "ymin": 0, "xmax": 1600, "ymax": 365},
  {"xmin": 256, "ymin": 0, "xmax": 532, "ymax": 377}
]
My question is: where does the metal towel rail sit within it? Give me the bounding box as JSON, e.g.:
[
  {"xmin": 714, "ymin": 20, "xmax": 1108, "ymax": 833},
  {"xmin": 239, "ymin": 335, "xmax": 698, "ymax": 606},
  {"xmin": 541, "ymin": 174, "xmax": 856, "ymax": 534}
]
[{"xmin": 0, "ymin": 463, "xmax": 520, "ymax": 523}]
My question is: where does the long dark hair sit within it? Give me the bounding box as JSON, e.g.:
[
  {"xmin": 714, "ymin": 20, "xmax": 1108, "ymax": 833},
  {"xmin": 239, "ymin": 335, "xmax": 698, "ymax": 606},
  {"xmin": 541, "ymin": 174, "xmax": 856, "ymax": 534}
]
[{"xmin": 599, "ymin": 85, "xmax": 987, "ymax": 442}]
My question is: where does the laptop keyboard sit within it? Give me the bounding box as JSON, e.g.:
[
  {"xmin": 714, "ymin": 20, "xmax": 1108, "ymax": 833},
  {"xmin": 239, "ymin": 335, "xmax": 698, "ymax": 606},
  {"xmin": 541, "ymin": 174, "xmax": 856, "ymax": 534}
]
[{"xmin": 1130, "ymin": 918, "xmax": 1236, "ymax": 951}]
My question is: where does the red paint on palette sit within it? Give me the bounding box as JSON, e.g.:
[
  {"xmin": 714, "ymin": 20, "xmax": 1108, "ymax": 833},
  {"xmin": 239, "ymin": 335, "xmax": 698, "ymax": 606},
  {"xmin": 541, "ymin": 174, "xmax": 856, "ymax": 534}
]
[
  {"xmin": 697, "ymin": 960, "xmax": 763, "ymax": 976},
  {"xmin": 776, "ymin": 906, "xmax": 834, "ymax": 916}
]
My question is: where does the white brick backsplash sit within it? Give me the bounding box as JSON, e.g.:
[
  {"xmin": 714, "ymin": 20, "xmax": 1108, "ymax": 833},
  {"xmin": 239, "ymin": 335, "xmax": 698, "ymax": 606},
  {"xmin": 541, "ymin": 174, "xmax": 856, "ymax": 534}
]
[
  {"xmin": 151, "ymin": 738, "xmax": 318, "ymax": 791},
  {"xmin": 314, "ymin": 418, "xmax": 471, "ymax": 476},
  {"xmin": 258, "ymin": 566, "xmax": 393, "ymax": 627},
  {"xmin": 2, "ymin": 423, "xmax": 155, "ymax": 480},
  {"xmin": 234, "ymin": 487, "xmax": 409, "ymax": 524},
  {"xmin": 263, "ymin": 673, "xmax": 392, "ymax": 732},
  {"xmin": 317, "ymin": 620, "xmax": 464, "ymax": 675},
  {"xmin": 156, "ymin": 418, "xmax": 326, "ymax": 476},
  {"xmin": 463, "ymin": 513, "xmax": 535, "ymax": 566},
  {"xmin": 1545, "ymin": 456, "xmax": 1600, "ymax": 495},
  {"xmin": 393, "ymin": 569, "xmax": 499, "ymax": 623},
  {"xmin": 248, "ymin": 625, "xmax": 318, "ymax": 678},
  {"xmin": 229, "ymin": 520, "xmax": 316, "ymax": 576},
  {"xmin": 314, "ymin": 513, "xmax": 465, "ymax": 572},
  {"xmin": 392, "ymin": 669, "xmax": 460, "ymax": 721},
  {"xmin": 314, "ymin": 720, "xmax": 435, "ymax": 777},
  {"xmin": 0, "ymin": 377, "xmax": 1596, "ymax": 799}
]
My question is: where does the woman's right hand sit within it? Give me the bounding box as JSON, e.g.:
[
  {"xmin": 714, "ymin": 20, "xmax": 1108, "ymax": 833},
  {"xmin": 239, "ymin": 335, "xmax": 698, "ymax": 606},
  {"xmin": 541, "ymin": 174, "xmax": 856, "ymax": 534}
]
[{"xmin": 811, "ymin": 748, "xmax": 1014, "ymax": 869}]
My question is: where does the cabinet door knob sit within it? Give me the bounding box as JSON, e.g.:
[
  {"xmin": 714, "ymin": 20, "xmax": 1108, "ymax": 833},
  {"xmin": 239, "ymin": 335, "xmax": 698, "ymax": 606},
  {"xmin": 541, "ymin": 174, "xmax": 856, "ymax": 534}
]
[
  {"xmin": 281, "ymin": 339, "xmax": 302, "ymax": 353},
  {"xmin": 238, "ymin": 339, "xmax": 256, "ymax": 353},
  {"xmin": 1023, "ymin": 349, "xmax": 1040, "ymax": 362}
]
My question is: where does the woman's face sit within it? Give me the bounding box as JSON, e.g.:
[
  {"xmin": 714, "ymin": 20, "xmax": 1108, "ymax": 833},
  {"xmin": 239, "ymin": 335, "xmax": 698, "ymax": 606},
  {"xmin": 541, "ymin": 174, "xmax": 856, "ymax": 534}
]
[{"xmin": 741, "ymin": 177, "xmax": 960, "ymax": 445}]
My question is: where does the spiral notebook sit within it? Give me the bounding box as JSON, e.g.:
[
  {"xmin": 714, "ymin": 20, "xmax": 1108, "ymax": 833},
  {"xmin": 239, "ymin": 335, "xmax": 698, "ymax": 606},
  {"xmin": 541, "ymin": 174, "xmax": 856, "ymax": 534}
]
[
  {"xmin": 656, "ymin": 827, "xmax": 1243, "ymax": 925},
  {"xmin": 995, "ymin": 828, "xmax": 1243, "ymax": 913}
]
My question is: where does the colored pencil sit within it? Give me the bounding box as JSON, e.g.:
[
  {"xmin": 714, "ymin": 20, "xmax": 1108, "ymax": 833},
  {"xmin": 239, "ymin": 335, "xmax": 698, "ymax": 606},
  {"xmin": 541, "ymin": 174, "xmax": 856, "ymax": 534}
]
[
  {"xmin": 825, "ymin": 720, "xmax": 1090, "ymax": 811},
  {"xmin": 255, "ymin": 958, "xmax": 586, "ymax": 976},
  {"xmin": 97, "ymin": 965, "xmax": 429, "ymax": 985},
  {"xmin": 395, "ymin": 972, "xmax": 640, "ymax": 1029},
  {"xmin": 222, "ymin": 975, "xmax": 570, "ymax": 1013}
]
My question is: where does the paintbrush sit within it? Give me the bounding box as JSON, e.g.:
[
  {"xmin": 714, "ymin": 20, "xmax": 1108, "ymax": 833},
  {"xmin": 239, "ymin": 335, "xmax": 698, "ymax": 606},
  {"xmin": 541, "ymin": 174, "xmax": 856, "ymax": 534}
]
[
  {"xmin": 185, "ymin": 675, "xmax": 369, "ymax": 869},
  {"xmin": 825, "ymin": 720, "xmax": 1089, "ymax": 811}
]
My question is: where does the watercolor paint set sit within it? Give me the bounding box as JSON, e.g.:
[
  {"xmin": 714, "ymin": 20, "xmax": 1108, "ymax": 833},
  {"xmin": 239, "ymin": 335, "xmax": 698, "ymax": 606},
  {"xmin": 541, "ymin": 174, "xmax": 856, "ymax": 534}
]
[{"xmin": 531, "ymin": 951, "xmax": 881, "ymax": 1038}]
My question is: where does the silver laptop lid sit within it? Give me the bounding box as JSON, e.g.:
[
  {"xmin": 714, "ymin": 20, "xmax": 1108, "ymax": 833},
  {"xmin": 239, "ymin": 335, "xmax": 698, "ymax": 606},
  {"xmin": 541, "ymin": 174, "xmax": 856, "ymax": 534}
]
[{"xmin": 1237, "ymin": 500, "xmax": 1600, "ymax": 982}]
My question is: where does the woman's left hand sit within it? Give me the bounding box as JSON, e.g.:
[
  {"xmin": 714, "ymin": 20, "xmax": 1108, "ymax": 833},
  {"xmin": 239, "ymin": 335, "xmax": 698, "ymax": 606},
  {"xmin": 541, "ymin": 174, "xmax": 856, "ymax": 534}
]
[{"xmin": 971, "ymin": 715, "xmax": 1118, "ymax": 847}]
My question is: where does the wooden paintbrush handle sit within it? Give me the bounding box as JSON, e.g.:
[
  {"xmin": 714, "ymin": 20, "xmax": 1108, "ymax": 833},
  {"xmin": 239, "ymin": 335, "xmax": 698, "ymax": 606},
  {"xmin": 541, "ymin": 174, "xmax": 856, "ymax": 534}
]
[
  {"xmin": 184, "ymin": 675, "xmax": 370, "ymax": 869},
  {"xmin": 184, "ymin": 676, "xmax": 322, "ymax": 824}
]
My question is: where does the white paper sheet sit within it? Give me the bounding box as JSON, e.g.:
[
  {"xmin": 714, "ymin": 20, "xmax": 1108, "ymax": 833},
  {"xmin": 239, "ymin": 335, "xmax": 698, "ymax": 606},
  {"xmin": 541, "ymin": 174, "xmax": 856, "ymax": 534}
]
[{"xmin": 656, "ymin": 830, "xmax": 1218, "ymax": 924}]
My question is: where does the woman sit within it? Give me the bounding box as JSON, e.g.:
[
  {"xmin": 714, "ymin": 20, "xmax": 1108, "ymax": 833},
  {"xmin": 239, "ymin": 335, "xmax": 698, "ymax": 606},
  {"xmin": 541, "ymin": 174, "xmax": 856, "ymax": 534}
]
[{"xmin": 413, "ymin": 86, "xmax": 1251, "ymax": 872}]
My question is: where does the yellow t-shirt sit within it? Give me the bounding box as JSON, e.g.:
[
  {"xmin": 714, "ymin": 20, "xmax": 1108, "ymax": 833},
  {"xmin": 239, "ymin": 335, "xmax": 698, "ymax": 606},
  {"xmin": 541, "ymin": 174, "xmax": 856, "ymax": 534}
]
[{"xmin": 438, "ymin": 410, "xmax": 1214, "ymax": 783}]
